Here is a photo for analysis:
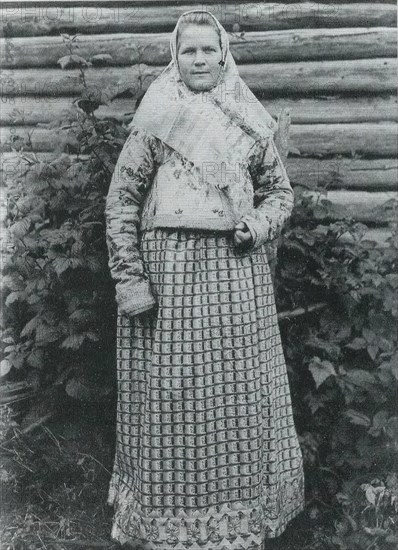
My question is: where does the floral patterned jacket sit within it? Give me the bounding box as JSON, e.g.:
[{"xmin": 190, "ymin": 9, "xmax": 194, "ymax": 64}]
[{"xmin": 105, "ymin": 126, "xmax": 294, "ymax": 316}]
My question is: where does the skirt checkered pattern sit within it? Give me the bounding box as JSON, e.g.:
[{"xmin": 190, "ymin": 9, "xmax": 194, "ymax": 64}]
[{"xmin": 108, "ymin": 228, "xmax": 304, "ymax": 550}]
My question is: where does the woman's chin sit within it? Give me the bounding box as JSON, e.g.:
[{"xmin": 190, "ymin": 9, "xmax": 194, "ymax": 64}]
[{"xmin": 186, "ymin": 78, "xmax": 217, "ymax": 92}]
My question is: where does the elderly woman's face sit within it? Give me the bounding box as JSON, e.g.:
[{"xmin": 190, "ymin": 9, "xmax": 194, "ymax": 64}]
[{"xmin": 177, "ymin": 25, "xmax": 222, "ymax": 91}]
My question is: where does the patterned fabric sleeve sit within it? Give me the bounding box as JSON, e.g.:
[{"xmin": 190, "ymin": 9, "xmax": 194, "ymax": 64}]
[
  {"xmin": 241, "ymin": 136, "xmax": 294, "ymax": 249},
  {"xmin": 105, "ymin": 127, "xmax": 158, "ymax": 316}
]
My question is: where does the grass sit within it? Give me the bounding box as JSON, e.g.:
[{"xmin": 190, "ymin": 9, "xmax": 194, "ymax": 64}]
[{"xmin": 1, "ymin": 410, "xmax": 120, "ymax": 550}]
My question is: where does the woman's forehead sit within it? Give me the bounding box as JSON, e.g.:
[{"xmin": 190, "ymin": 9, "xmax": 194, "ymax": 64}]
[{"xmin": 177, "ymin": 24, "xmax": 221, "ymax": 49}]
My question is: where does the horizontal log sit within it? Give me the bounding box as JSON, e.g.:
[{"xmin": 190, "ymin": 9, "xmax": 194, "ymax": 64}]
[
  {"xmin": 0, "ymin": 126, "xmax": 78, "ymax": 153},
  {"xmin": 240, "ymin": 59, "xmax": 396, "ymax": 96},
  {"xmin": 286, "ymin": 158, "xmax": 398, "ymax": 190},
  {"xmin": 2, "ymin": 95, "xmax": 397, "ymax": 126},
  {"xmin": 1, "ymin": 3, "xmax": 396, "ymax": 37},
  {"xmin": 1, "ymin": 59, "xmax": 395, "ymax": 99},
  {"xmin": 303, "ymin": 190, "xmax": 397, "ymax": 222},
  {"xmin": 2, "ymin": 152, "xmax": 397, "ymax": 192},
  {"xmin": 290, "ymin": 123, "xmax": 398, "ymax": 157},
  {"xmin": 1, "ymin": 27, "xmax": 396, "ymax": 68},
  {"xmin": 0, "ymin": 64, "xmax": 160, "ymax": 98},
  {"xmin": 2, "ymin": 0, "xmax": 396, "ymax": 6},
  {"xmin": 1, "ymin": 122, "xmax": 397, "ymax": 158},
  {"xmin": 0, "ymin": 96, "xmax": 140, "ymax": 125},
  {"xmin": 2, "ymin": 0, "xmax": 395, "ymax": 6},
  {"xmin": 263, "ymin": 96, "xmax": 398, "ymax": 124}
]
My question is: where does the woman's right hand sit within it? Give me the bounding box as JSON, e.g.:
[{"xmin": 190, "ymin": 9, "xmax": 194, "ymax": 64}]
[{"xmin": 234, "ymin": 221, "xmax": 253, "ymax": 249}]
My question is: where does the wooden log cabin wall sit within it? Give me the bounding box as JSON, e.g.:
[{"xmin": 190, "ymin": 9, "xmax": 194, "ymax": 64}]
[{"xmin": 1, "ymin": 0, "xmax": 397, "ymax": 249}]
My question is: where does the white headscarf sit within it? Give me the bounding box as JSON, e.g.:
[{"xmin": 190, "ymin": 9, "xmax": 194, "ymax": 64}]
[{"xmin": 130, "ymin": 10, "xmax": 277, "ymax": 187}]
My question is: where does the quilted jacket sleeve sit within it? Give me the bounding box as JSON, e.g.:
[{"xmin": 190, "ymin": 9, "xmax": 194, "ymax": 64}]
[
  {"xmin": 241, "ymin": 135, "xmax": 294, "ymax": 249},
  {"xmin": 105, "ymin": 127, "xmax": 157, "ymax": 316}
]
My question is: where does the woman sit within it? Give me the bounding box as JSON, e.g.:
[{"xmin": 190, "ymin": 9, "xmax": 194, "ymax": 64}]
[{"xmin": 105, "ymin": 10, "xmax": 304, "ymax": 550}]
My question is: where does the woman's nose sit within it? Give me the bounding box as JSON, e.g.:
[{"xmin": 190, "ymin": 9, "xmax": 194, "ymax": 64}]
[{"xmin": 194, "ymin": 50, "xmax": 205, "ymax": 64}]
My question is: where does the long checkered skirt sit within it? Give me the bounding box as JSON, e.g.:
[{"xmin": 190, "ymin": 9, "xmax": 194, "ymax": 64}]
[{"xmin": 108, "ymin": 228, "xmax": 305, "ymax": 550}]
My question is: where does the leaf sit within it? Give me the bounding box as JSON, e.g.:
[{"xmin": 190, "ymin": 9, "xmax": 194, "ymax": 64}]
[
  {"xmin": 69, "ymin": 309, "xmax": 95, "ymax": 327},
  {"xmin": 367, "ymin": 344, "xmax": 379, "ymax": 361},
  {"xmin": 385, "ymin": 472, "xmax": 398, "ymax": 489},
  {"xmin": 362, "ymin": 328, "xmax": 376, "ymax": 344},
  {"xmin": 21, "ymin": 316, "xmax": 40, "ymax": 337},
  {"xmin": 0, "ymin": 359, "xmax": 12, "ymax": 377},
  {"xmin": 346, "ymin": 337, "xmax": 366, "ymax": 350},
  {"xmin": 0, "ymin": 467, "xmax": 16, "ymax": 483},
  {"xmin": 65, "ymin": 378, "xmax": 92, "ymax": 400},
  {"xmin": 345, "ymin": 409, "xmax": 371, "ymax": 427},
  {"xmin": 27, "ymin": 349, "xmax": 44, "ymax": 369},
  {"xmin": 61, "ymin": 334, "xmax": 86, "ymax": 350},
  {"xmin": 335, "ymin": 492, "xmax": 350, "ymax": 506},
  {"xmin": 69, "ymin": 258, "xmax": 84, "ymax": 269},
  {"xmin": 5, "ymin": 291, "xmax": 27, "ymax": 306},
  {"xmin": 85, "ymin": 256, "xmax": 102, "ymax": 272},
  {"xmin": 305, "ymin": 393, "xmax": 325, "ymax": 414},
  {"xmin": 379, "ymin": 359, "xmax": 398, "ymax": 381},
  {"xmin": 57, "ymin": 54, "xmax": 91, "ymax": 70},
  {"xmin": 9, "ymin": 352, "xmax": 25, "ymax": 370},
  {"xmin": 84, "ymin": 331, "xmax": 99, "ymax": 342},
  {"xmin": 384, "ymin": 417, "xmax": 398, "ymax": 442},
  {"xmin": 386, "ymin": 274, "xmax": 398, "ymax": 289},
  {"xmin": 368, "ymin": 410, "xmax": 389, "ymax": 437},
  {"xmin": 346, "ymin": 369, "xmax": 374, "ymax": 388},
  {"xmin": 24, "ymin": 178, "xmax": 50, "ymax": 194},
  {"xmin": 10, "ymin": 218, "xmax": 31, "ymax": 238},
  {"xmin": 1, "ymin": 275, "xmax": 24, "ymax": 292},
  {"xmin": 52, "ymin": 257, "xmax": 72, "ymax": 276},
  {"xmin": 71, "ymin": 241, "xmax": 85, "ymax": 256},
  {"xmin": 35, "ymin": 325, "xmax": 61, "ymax": 345},
  {"xmin": 305, "ymin": 335, "xmax": 341, "ymax": 361},
  {"xmin": 78, "ymin": 99, "xmax": 101, "ymax": 115},
  {"xmin": 309, "ymin": 357, "xmax": 336, "ymax": 388},
  {"xmin": 383, "ymin": 287, "xmax": 398, "ymax": 315}
]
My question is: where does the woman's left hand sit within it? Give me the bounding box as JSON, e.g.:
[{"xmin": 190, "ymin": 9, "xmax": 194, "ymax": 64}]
[{"xmin": 234, "ymin": 221, "xmax": 253, "ymax": 248}]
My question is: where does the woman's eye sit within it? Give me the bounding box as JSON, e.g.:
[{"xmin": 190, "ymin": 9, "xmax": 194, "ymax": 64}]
[{"xmin": 181, "ymin": 47, "xmax": 217, "ymax": 55}]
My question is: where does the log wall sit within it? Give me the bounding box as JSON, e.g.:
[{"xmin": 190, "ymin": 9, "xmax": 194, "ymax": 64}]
[{"xmin": 1, "ymin": 0, "xmax": 397, "ymax": 246}]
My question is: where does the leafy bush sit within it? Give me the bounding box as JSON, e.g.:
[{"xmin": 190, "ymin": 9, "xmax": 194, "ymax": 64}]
[
  {"xmin": 275, "ymin": 188, "xmax": 398, "ymax": 548},
  {"xmin": 1, "ymin": 35, "xmax": 132, "ymax": 409}
]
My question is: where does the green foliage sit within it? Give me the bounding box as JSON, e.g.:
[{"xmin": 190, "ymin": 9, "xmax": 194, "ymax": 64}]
[
  {"xmin": 1, "ymin": 34, "xmax": 397, "ymax": 549},
  {"xmin": 275, "ymin": 186, "xmax": 398, "ymax": 548},
  {"xmin": 331, "ymin": 475, "xmax": 398, "ymax": 549}
]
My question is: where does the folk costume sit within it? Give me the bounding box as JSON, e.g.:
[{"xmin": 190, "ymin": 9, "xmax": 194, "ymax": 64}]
[{"xmin": 105, "ymin": 10, "xmax": 304, "ymax": 550}]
